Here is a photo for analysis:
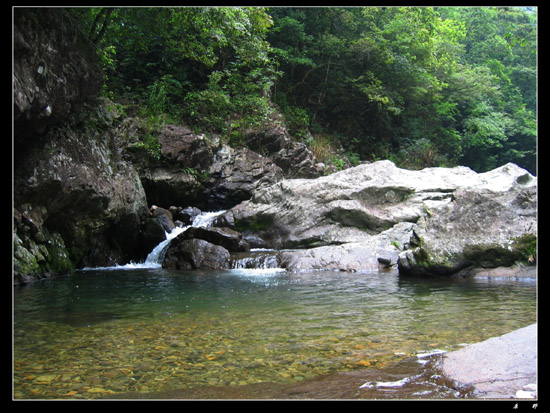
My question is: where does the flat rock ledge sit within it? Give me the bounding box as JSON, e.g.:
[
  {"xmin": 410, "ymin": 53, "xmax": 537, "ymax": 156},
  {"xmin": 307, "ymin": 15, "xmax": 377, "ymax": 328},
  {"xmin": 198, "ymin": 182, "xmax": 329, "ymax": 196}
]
[{"xmin": 441, "ymin": 323, "xmax": 537, "ymax": 399}]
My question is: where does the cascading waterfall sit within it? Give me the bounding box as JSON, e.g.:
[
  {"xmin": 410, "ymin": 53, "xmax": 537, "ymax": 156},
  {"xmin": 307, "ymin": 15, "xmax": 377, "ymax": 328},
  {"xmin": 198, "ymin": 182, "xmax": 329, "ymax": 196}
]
[
  {"xmin": 230, "ymin": 250, "xmax": 282, "ymax": 270},
  {"xmin": 82, "ymin": 209, "xmax": 286, "ymax": 274},
  {"xmin": 82, "ymin": 210, "xmax": 226, "ymax": 271},
  {"xmin": 142, "ymin": 226, "xmax": 187, "ymax": 268},
  {"xmin": 143, "ymin": 210, "xmax": 227, "ymax": 268}
]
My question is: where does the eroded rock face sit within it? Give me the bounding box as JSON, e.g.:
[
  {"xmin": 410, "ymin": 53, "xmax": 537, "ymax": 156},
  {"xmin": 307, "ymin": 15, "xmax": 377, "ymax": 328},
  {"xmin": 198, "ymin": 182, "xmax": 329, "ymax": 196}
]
[
  {"xmin": 13, "ymin": 8, "xmax": 103, "ymax": 136},
  {"xmin": 243, "ymin": 124, "xmax": 322, "ymax": 178},
  {"xmin": 14, "ymin": 100, "xmax": 149, "ymax": 273},
  {"xmin": 13, "ymin": 9, "xmax": 150, "ymax": 282},
  {"xmin": 397, "ymin": 185, "xmax": 537, "ymax": 277},
  {"xmin": 229, "ymin": 160, "xmax": 536, "ymax": 275},
  {"xmin": 205, "ymin": 145, "xmax": 284, "ymax": 209},
  {"xmin": 157, "ymin": 124, "xmax": 215, "ymax": 170},
  {"xmin": 122, "ymin": 122, "xmax": 285, "ymax": 210},
  {"xmin": 279, "ymin": 223, "xmax": 414, "ymax": 272}
]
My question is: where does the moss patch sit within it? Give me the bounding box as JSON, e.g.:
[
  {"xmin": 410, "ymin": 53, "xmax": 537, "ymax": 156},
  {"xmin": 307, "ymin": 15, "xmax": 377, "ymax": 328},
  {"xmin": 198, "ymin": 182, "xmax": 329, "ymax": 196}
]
[
  {"xmin": 512, "ymin": 233, "xmax": 537, "ymax": 265},
  {"xmin": 234, "ymin": 214, "xmax": 274, "ymax": 232}
]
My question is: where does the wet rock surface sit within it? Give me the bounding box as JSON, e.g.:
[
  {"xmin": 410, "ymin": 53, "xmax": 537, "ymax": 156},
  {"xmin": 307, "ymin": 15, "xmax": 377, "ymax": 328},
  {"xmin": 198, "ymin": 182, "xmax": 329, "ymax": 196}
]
[
  {"xmin": 13, "ymin": 9, "xmax": 149, "ymax": 282},
  {"xmin": 179, "ymin": 226, "xmax": 250, "ymax": 253}
]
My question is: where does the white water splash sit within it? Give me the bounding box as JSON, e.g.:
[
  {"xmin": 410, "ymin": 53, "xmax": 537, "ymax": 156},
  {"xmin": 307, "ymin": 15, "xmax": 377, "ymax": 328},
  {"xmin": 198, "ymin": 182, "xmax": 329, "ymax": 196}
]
[
  {"xmin": 141, "ymin": 225, "xmax": 187, "ymax": 268},
  {"xmin": 81, "ymin": 210, "xmax": 226, "ymax": 271}
]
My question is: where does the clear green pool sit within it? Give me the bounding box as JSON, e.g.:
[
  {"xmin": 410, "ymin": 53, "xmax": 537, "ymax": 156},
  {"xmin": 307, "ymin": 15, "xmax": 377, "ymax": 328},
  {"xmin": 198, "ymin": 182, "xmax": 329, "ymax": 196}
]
[{"xmin": 13, "ymin": 268, "xmax": 536, "ymax": 399}]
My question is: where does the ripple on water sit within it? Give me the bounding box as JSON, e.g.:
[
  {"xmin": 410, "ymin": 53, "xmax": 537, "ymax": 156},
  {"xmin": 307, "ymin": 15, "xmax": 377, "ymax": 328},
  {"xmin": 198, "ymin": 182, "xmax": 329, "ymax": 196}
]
[{"xmin": 13, "ymin": 269, "xmax": 536, "ymax": 399}]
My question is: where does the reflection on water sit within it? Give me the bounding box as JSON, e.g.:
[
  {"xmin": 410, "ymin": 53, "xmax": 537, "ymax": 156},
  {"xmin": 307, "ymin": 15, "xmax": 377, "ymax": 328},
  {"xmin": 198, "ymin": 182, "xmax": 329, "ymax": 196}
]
[{"xmin": 13, "ymin": 268, "xmax": 536, "ymax": 399}]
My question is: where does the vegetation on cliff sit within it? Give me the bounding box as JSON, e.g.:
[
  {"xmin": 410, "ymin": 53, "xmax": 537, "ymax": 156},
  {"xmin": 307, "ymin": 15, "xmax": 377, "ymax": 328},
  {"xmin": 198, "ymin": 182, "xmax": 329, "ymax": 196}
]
[{"xmin": 70, "ymin": 6, "xmax": 536, "ymax": 174}]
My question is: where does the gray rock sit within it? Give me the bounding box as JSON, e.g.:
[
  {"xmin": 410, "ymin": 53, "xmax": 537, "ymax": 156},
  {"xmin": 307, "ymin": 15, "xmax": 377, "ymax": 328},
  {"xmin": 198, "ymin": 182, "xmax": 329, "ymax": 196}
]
[
  {"xmin": 175, "ymin": 206, "xmax": 202, "ymax": 226},
  {"xmin": 151, "ymin": 205, "xmax": 175, "ymax": 232},
  {"xmin": 242, "ymin": 122, "xmax": 322, "ymax": 178},
  {"xmin": 14, "ymin": 99, "xmax": 149, "ymax": 272},
  {"xmin": 272, "ymin": 142, "xmax": 321, "ymax": 179},
  {"xmin": 157, "ymin": 124, "xmax": 215, "ymax": 170},
  {"xmin": 456, "ymin": 265, "xmax": 536, "ymax": 279},
  {"xmin": 230, "ymin": 160, "xmax": 536, "ymax": 274},
  {"xmin": 279, "ymin": 222, "xmax": 414, "ymax": 273},
  {"xmin": 13, "ymin": 9, "xmax": 104, "ymax": 135},
  {"xmin": 398, "ymin": 184, "xmax": 536, "ymax": 277},
  {"xmin": 126, "ymin": 134, "xmax": 284, "ymax": 209},
  {"xmin": 205, "ymin": 145, "xmax": 284, "ymax": 208},
  {"xmin": 13, "ymin": 10, "xmax": 150, "ymax": 280},
  {"xmin": 441, "ymin": 323, "xmax": 537, "ymax": 398}
]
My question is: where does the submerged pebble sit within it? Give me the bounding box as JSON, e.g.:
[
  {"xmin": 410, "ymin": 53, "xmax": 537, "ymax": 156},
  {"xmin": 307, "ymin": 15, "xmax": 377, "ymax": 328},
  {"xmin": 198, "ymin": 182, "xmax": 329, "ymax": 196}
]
[{"xmin": 13, "ymin": 270, "xmax": 536, "ymax": 399}]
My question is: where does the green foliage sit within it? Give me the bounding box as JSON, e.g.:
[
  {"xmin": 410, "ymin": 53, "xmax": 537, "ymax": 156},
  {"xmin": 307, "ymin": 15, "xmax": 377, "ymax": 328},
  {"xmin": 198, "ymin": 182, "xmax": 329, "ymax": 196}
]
[
  {"xmin": 146, "ymin": 74, "xmax": 186, "ymax": 118},
  {"xmin": 512, "ymin": 234, "xmax": 537, "ymax": 265},
  {"xmin": 71, "ymin": 6, "xmax": 536, "ymax": 175},
  {"xmin": 267, "ymin": 6, "xmax": 536, "ymax": 174},
  {"xmin": 130, "ymin": 133, "xmax": 161, "ymax": 160}
]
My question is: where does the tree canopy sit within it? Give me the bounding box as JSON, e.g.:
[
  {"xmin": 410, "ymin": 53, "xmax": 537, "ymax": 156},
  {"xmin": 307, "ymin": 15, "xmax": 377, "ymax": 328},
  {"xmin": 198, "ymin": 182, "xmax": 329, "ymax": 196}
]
[{"xmin": 70, "ymin": 6, "xmax": 536, "ymax": 174}]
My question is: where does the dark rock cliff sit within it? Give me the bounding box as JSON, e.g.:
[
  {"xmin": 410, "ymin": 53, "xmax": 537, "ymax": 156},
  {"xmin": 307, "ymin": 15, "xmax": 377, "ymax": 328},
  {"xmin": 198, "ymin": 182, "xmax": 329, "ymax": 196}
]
[
  {"xmin": 14, "ymin": 9, "xmax": 103, "ymax": 138},
  {"xmin": 13, "ymin": 9, "xmax": 149, "ymax": 284}
]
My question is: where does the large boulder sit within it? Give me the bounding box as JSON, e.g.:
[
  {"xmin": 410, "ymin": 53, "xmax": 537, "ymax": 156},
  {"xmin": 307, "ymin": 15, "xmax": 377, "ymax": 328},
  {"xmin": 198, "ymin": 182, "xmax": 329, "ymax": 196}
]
[
  {"xmin": 397, "ymin": 185, "xmax": 537, "ymax": 277},
  {"xmin": 205, "ymin": 145, "xmax": 284, "ymax": 209},
  {"xmin": 157, "ymin": 124, "xmax": 215, "ymax": 170},
  {"xmin": 229, "ymin": 160, "xmax": 536, "ymax": 275},
  {"xmin": 279, "ymin": 222, "xmax": 414, "ymax": 272},
  {"xmin": 178, "ymin": 226, "xmax": 250, "ymax": 252},
  {"xmin": 243, "ymin": 124, "xmax": 322, "ymax": 178},
  {"xmin": 13, "ymin": 99, "xmax": 150, "ymax": 274},
  {"xmin": 162, "ymin": 238, "xmax": 230, "ymax": 270},
  {"xmin": 231, "ymin": 160, "xmax": 467, "ymax": 248},
  {"xmin": 121, "ymin": 122, "xmax": 284, "ymax": 210}
]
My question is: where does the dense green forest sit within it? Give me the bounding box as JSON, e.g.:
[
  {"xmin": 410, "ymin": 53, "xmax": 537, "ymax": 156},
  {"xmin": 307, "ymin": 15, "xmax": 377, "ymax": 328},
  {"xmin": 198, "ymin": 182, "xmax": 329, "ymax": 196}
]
[{"xmin": 70, "ymin": 6, "xmax": 537, "ymax": 174}]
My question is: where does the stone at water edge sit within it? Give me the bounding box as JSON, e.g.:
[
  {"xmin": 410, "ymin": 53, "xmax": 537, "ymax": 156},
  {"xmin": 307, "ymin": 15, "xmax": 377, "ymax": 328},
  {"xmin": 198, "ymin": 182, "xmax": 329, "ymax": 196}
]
[
  {"xmin": 441, "ymin": 323, "xmax": 537, "ymax": 399},
  {"xmin": 163, "ymin": 238, "xmax": 230, "ymax": 270},
  {"xmin": 229, "ymin": 160, "xmax": 536, "ymax": 275}
]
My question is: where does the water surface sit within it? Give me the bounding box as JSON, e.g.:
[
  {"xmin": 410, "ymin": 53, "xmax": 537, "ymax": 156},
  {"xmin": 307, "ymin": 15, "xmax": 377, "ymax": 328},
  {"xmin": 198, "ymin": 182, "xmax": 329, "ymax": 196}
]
[{"xmin": 13, "ymin": 268, "xmax": 536, "ymax": 399}]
